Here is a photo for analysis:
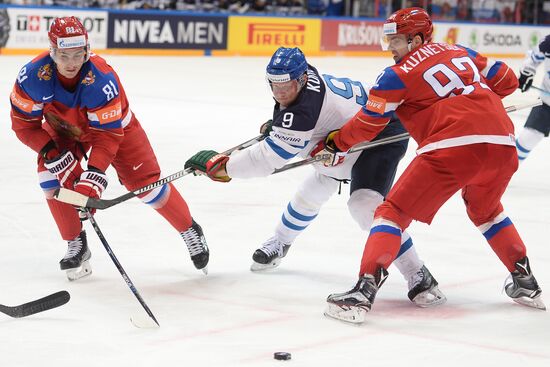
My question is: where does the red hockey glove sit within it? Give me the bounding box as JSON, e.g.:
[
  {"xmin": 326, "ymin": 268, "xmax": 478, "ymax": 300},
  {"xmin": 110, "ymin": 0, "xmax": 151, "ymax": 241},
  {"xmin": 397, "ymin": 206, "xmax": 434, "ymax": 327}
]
[
  {"xmin": 74, "ymin": 169, "xmax": 108, "ymax": 216},
  {"xmin": 185, "ymin": 150, "xmax": 231, "ymax": 182},
  {"xmin": 309, "ymin": 130, "xmax": 347, "ymax": 167},
  {"xmin": 43, "ymin": 149, "xmax": 84, "ymax": 190}
]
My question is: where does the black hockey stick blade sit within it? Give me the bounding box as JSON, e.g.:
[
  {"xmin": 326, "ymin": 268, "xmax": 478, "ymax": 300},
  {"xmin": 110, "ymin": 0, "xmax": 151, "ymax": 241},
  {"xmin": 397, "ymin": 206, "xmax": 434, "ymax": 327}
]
[{"xmin": 0, "ymin": 290, "xmax": 70, "ymax": 318}]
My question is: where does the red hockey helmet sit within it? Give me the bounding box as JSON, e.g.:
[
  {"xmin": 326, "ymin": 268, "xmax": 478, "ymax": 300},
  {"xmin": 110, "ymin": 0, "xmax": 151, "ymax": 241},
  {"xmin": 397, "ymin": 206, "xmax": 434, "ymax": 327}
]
[
  {"xmin": 381, "ymin": 7, "xmax": 433, "ymax": 50},
  {"xmin": 48, "ymin": 16, "xmax": 90, "ymax": 62}
]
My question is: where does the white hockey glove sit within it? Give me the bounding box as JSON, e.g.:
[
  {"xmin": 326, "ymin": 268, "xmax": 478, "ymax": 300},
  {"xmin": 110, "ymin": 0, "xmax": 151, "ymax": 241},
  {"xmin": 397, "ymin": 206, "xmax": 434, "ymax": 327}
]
[
  {"xmin": 74, "ymin": 169, "xmax": 108, "ymax": 216},
  {"xmin": 43, "ymin": 149, "xmax": 83, "ymax": 189}
]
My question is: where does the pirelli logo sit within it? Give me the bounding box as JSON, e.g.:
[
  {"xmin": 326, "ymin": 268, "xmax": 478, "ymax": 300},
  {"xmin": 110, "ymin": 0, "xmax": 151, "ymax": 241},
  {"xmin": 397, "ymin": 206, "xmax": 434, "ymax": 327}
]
[{"xmin": 247, "ymin": 23, "xmax": 305, "ymax": 46}]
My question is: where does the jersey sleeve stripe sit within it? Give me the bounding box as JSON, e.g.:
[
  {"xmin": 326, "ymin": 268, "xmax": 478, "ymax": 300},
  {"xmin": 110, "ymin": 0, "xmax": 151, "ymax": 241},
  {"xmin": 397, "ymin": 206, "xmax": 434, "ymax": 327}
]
[{"xmin": 265, "ymin": 136, "xmax": 299, "ymax": 160}]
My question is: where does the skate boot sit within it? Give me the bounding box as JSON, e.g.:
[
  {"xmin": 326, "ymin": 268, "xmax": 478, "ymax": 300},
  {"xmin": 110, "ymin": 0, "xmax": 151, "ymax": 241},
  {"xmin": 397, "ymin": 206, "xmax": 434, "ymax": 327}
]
[
  {"xmin": 408, "ymin": 265, "xmax": 447, "ymax": 307},
  {"xmin": 60, "ymin": 230, "xmax": 92, "ymax": 281},
  {"xmin": 505, "ymin": 257, "xmax": 545, "ymax": 310},
  {"xmin": 181, "ymin": 220, "xmax": 209, "ymax": 274},
  {"xmin": 324, "ymin": 267, "xmax": 388, "ymax": 324},
  {"xmin": 250, "ymin": 236, "xmax": 291, "ymax": 272}
]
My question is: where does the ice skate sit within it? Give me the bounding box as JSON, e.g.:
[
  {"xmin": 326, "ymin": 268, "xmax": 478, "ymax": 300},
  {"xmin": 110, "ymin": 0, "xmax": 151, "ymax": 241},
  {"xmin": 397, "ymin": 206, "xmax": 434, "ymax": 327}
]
[
  {"xmin": 324, "ymin": 268, "xmax": 388, "ymax": 324},
  {"xmin": 505, "ymin": 257, "xmax": 545, "ymax": 310},
  {"xmin": 408, "ymin": 265, "xmax": 447, "ymax": 307},
  {"xmin": 250, "ymin": 236, "xmax": 291, "ymax": 271},
  {"xmin": 181, "ymin": 220, "xmax": 209, "ymax": 274},
  {"xmin": 60, "ymin": 231, "xmax": 92, "ymax": 281}
]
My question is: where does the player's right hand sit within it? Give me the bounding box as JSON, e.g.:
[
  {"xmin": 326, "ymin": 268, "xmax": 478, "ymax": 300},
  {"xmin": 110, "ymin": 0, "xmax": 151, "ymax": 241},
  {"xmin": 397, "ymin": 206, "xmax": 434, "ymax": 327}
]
[
  {"xmin": 74, "ymin": 169, "xmax": 108, "ymax": 217},
  {"xmin": 44, "ymin": 149, "xmax": 84, "ymax": 190},
  {"xmin": 185, "ymin": 150, "xmax": 232, "ymax": 182},
  {"xmin": 310, "ymin": 130, "xmax": 347, "ymax": 167},
  {"xmin": 518, "ymin": 70, "xmax": 535, "ymax": 92}
]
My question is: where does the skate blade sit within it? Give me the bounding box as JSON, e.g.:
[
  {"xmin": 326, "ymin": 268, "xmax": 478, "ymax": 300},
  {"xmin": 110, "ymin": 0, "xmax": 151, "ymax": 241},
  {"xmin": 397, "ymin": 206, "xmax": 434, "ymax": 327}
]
[
  {"xmin": 250, "ymin": 258, "xmax": 282, "ymax": 272},
  {"xmin": 412, "ymin": 286, "xmax": 447, "ymax": 308},
  {"xmin": 512, "ymin": 296, "xmax": 546, "ymax": 310},
  {"xmin": 130, "ymin": 315, "xmax": 160, "ymax": 329},
  {"xmin": 323, "ymin": 303, "xmax": 367, "ymax": 324},
  {"xmin": 66, "ymin": 261, "xmax": 92, "ymax": 281},
  {"xmin": 201, "ymin": 266, "xmax": 208, "ymax": 275}
]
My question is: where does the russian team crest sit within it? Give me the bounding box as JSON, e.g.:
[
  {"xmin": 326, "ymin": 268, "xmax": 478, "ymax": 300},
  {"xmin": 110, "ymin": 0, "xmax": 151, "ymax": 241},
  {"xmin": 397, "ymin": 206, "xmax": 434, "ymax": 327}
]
[
  {"xmin": 37, "ymin": 64, "xmax": 52, "ymax": 81},
  {"xmin": 81, "ymin": 70, "xmax": 96, "ymax": 86}
]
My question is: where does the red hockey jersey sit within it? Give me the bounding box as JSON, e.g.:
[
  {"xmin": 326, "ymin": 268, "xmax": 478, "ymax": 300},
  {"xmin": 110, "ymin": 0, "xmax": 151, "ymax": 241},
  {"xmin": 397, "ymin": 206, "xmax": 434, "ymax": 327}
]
[
  {"xmin": 10, "ymin": 52, "xmax": 136, "ymax": 171},
  {"xmin": 334, "ymin": 43, "xmax": 519, "ymax": 154}
]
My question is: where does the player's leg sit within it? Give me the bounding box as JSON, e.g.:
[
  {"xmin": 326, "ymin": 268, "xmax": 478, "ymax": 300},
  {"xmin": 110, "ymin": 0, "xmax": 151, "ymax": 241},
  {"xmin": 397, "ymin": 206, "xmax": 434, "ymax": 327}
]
[
  {"xmin": 348, "ymin": 129, "xmax": 445, "ymax": 307},
  {"xmin": 113, "ymin": 122, "xmax": 208, "ymax": 273},
  {"xmin": 38, "ymin": 169, "xmax": 90, "ymax": 280},
  {"xmin": 515, "ymin": 104, "xmax": 550, "ymax": 161},
  {"xmin": 251, "ymin": 171, "xmax": 339, "ymax": 271},
  {"xmin": 326, "ymin": 150, "xmax": 461, "ymax": 323},
  {"xmin": 463, "ymin": 144, "xmax": 544, "ymax": 309}
]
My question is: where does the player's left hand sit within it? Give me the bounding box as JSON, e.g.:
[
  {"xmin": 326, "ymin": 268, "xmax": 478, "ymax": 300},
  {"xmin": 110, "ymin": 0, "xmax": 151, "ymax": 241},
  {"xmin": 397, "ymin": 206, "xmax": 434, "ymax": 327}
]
[
  {"xmin": 185, "ymin": 150, "xmax": 232, "ymax": 182},
  {"xmin": 74, "ymin": 169, "xmax": 108, "ymax": 217},
  {"xmin": 310, "ymin": 130, "xmax": 347, "ymax": 167},
  {"xmin": 259, "ymin": 119, "xmax": 273, "ymax": 138}
]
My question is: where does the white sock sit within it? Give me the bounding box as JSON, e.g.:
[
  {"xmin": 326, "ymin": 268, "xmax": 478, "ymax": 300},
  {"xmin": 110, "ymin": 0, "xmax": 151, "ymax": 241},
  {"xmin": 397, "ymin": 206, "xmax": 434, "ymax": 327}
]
[{"xmin": 516, "ymin": 127, "xmax": 545, "ymax": 161}]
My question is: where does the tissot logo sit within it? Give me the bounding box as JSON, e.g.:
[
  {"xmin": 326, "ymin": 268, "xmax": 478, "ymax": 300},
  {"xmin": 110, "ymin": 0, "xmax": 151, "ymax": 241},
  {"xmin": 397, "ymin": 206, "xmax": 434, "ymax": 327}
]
[
  {"xmin": 247, "ymin": 23, "xmax": 305, "ymax": 46},
  {"xmin": 15, "ymin": 15, "xmax": 105, "ymax": 33}
]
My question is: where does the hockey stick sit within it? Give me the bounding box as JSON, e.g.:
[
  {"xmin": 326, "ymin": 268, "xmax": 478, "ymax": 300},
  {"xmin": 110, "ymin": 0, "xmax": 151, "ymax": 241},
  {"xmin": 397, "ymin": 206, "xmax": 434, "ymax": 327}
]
[
  {"xmin": 0, "ymin": 290, "xmax": 70, "ymax": 318},
  {"xmin": 530, "ymin": 86, "xmax": 550, "ymax": 96},
  {"xmin": 54, "ymin": 134, "xmax": 265, "ymax": 210},
  {"xmin": 84, "ymin": 210, "xmax": 159, "ymax": 328},
  {"xmin": 273, "ymin": 100, "xmax": 542, "ymax": 174}
]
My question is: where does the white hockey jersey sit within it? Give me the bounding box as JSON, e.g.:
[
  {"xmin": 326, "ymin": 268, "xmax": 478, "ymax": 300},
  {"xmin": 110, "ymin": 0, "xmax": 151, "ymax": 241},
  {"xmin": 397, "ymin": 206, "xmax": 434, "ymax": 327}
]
[
  {"xmin": 520, "ymin": 47, "xmax": 550, "ymax": 106},
  {"xmin": 226, "ymin": 65, "xmax": 380, "ymax": 180}
]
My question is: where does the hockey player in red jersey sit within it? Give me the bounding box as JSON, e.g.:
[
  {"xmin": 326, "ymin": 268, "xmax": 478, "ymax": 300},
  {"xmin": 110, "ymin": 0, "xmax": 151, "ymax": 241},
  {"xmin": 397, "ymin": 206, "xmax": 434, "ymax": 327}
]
[
  {"xmin": 10, "ymin": 17, "xmax": 209, "ymax": 280},
  {"xmin": 321, "ymin": 7, "xmax": 545, "ymax": 323}
]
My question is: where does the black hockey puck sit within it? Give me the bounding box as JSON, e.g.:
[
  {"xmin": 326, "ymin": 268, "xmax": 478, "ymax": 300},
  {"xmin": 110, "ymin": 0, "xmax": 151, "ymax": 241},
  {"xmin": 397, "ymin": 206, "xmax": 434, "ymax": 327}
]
[{"xmin": 274, "ymin": 352, "xmax": 291, "ymax": 361}]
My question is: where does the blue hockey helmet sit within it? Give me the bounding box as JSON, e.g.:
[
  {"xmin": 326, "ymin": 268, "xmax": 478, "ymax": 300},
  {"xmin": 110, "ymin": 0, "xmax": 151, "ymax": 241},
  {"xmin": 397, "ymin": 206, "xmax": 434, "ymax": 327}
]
[{"xmin": 266, "ymin": 47, "xmax": 308, "ymax": 84}]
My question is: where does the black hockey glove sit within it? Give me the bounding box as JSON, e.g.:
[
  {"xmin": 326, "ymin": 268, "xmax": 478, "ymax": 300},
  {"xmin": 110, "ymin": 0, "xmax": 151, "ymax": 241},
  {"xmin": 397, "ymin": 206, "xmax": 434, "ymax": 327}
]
[
  {"xmin": 259, "ymin": 119, "xmax": 273, "ymax": 138},
  {"xmin": 518, "ymin": 70, "xmax": 535, "ymax": 92}
]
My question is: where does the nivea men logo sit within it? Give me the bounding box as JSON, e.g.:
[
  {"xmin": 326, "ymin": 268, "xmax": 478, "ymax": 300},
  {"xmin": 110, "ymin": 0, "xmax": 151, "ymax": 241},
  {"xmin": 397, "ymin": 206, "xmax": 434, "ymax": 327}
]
[
  {"xmin": 113, "ymin": 19, "xmax": 224, "ymax": 45},
  {"xmin": 306, "ymin": 69, "xmax": 321, "ymax": 92}
]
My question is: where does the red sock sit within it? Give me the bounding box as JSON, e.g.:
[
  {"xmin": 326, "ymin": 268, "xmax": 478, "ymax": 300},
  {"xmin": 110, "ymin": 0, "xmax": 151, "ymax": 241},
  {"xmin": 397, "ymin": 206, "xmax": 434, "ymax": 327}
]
[
  {"xmin": 359, "ymin": 229, "xmax": 401, "ymax": 276},
  {"xmin": 46, "ymin": 199, "xmax": 82, "ymax": 240},
  {"xmin": 485, "ymin": 223, "xmax": 526, "ymax": 272},
  {"xmin": 154, "ymin": 183, "xmax": 193, "ymax": 232}
]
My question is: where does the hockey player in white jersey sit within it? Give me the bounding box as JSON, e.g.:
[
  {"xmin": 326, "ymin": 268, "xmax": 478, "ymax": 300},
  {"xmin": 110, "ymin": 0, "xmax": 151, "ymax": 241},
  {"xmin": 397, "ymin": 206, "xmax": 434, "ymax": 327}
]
[
  {"xmin": 185, "ymin": 47, "xmax": 446, "ymax": 307},
  {"xmin": 516, "ymin": 34, "xmax": 550, "ymax": 161}
]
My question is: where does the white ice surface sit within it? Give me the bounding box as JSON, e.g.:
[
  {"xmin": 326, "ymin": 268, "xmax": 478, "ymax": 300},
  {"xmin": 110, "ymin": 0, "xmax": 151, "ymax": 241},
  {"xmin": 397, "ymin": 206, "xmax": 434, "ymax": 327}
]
[{"xmin": 0, "ymin": 55, "xmax": 548, "ymax": 367}]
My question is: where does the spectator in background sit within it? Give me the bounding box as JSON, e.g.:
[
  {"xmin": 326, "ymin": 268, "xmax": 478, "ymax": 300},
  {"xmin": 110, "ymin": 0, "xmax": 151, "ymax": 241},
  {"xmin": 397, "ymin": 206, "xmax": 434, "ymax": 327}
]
[{"xmin": 432, "ymin": 0, "xmax": 458, "ymax": 20}]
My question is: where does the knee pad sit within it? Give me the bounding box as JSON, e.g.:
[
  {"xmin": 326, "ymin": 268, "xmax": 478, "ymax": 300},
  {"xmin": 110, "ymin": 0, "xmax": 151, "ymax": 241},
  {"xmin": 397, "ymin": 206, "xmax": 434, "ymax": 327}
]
[{"xmin": 347, "ymin": 189, "xmax": 384, "ymax": 231}]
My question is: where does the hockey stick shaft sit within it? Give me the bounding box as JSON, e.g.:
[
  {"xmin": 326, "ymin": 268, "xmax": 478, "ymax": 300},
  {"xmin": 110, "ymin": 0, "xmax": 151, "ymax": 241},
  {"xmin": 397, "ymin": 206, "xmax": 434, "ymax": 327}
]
[
  {"xmin": 54, "ymin": 134, "xmax": 265, "ymax": 210},
  {"xmin": 84, "ymin": 210, "xmax": 159, "ymax": 327},
  {"xmin": 531, "ymin": 86, "xmax": 550, "ymax": 96},
  {"xmin": 0, "ymin": 290, "xmax": 70, "ymax": 318},
  {"xmin": 273, "ymin": 100, "xmax": 542, "ymax": 174}
]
